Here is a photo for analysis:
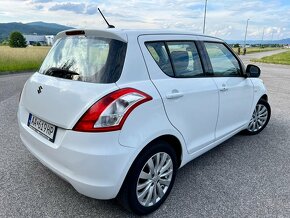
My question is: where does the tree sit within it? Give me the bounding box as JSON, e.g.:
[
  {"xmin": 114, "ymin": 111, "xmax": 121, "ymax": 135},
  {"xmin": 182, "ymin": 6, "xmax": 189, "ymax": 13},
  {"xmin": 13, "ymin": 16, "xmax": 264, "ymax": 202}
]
[
  {"xmin": 1, "ymin": 39, "xmax": 9, "ymax": 46},
  {"xmin": 233, "ymin": 43, "xmax": 240, "ymax": 48},
  {"xmin": 9, "ymin": 31, "xmax": 27, "ymax": 48}
]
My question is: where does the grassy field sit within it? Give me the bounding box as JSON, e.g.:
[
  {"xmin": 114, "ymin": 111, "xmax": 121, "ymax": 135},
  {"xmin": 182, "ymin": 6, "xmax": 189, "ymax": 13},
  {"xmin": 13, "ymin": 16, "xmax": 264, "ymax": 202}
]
[
  {"xmin": 251, "ymin": 50, "xmax": 290, "ymax": 65},
  {"xmin": 232, "ymin": 47, "xmax": 281, "ymax": 54},
  {"xmin": 0, "ymin": 46, "xmax": 50, "ymax": 73}
]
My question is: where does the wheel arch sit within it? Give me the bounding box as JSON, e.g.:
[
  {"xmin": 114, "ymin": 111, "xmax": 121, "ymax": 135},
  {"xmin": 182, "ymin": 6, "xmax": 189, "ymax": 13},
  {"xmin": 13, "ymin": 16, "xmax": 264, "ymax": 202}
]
[
  {"xmin": 260, "ymin": 94, "xmax": 268, "ymax": 102},
  {"xmin": 131, "ymin": 134, "xmax": 183, "ymax": 171},
  {"xmin": 118, "ymin": 134, "xmax": 184, "ymax": 196},
  {"xmin": 147, "ymin": 135, "xmax": 183, "ymax": 167}
]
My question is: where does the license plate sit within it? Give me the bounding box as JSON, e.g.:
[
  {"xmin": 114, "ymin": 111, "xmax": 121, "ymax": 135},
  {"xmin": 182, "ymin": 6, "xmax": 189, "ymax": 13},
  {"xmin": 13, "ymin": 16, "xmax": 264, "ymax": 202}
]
[{"xmin": 27, "ymin": 114, "xmax": 57, "ymax": 142}]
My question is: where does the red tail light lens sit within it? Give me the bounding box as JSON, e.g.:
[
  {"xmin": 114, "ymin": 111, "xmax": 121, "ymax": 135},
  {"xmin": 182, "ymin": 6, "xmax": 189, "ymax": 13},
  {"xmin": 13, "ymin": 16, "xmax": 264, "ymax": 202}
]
[{"xmin": 73, "ymin": 88, "xmax": 152, "ymax": 132}]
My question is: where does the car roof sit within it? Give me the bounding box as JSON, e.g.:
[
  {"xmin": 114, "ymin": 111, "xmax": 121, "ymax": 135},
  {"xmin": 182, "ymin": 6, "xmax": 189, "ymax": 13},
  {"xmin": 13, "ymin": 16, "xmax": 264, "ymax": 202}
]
[{"xmin": 54, "ymin": 29, "xmax": 224, "ymax": 43}]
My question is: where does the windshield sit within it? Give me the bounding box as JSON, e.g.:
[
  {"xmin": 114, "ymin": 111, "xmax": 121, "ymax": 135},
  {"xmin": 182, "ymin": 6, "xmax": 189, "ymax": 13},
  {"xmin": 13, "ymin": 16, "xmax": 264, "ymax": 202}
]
[{"xmin": 39, "ymin": 36, "xmax": 127, "ymax": 83}]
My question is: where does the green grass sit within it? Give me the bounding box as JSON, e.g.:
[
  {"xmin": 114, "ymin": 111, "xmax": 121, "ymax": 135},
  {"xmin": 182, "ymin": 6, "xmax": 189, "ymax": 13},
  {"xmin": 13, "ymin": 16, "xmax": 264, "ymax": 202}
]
[
  {"xmin": 251, "ymin": 50, "xmax": 290, "ymax": 65},
  {"xmin": 0, "ymin": 46, "xmax": 50, "ymax": 73},
  {"xmin": 232, "ymin": 47, "xmax": 281, "ymax": 54}
]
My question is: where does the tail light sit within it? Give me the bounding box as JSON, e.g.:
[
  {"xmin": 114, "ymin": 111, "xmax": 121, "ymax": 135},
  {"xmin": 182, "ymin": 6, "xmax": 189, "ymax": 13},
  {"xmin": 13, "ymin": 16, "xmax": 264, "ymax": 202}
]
[{"xmin": 73, "ymin": 88, "xmax": 152, "ymax": 132}]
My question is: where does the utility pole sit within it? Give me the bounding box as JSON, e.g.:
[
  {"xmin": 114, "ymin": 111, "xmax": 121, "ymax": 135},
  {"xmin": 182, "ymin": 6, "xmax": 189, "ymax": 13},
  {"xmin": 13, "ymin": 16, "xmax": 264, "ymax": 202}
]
[
  {"xmin": 203, "ymin": 0, "xmax": 208, "ymax": 34},
  {"xmin": 271, "ymin": 31, "xmax": 274, "ymax": 45},
  {"xmin": 243, "ymin": 18, "xmax": 250, "ymax": 49},
  {"xmin": 261, "ymin": 27, "xmax": 265, "ymax": 47}
]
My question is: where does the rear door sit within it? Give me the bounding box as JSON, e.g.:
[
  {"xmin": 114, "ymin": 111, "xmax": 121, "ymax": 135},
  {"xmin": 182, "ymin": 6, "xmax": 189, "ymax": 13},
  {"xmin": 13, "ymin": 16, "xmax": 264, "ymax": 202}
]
[
  {"xmin": 203, "ymin": 42, "xmax": 254, "ymax": 139},
  {"xmin": 138, "ymin": 35, "xmax": 219, "ymax": 154}
]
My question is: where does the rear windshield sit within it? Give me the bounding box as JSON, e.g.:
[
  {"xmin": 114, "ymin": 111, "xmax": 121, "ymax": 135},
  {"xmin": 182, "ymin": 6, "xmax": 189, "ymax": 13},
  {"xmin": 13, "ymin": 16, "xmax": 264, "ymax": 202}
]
[{"xmin": 39, "ymin": 36, "xmax": 127, "ymax": 83}]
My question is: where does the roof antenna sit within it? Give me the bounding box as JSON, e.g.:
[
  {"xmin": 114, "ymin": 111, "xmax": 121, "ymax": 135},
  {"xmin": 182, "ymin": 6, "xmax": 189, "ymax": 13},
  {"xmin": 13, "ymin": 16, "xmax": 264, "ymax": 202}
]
[{"xmin": 98, "ymin": 8, "xmax": 115, "ymax": 29}]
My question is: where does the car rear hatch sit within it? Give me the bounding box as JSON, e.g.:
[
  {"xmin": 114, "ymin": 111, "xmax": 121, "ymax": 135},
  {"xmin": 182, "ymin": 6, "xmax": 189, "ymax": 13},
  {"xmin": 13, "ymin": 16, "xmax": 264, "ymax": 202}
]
[{"xmin": 19, "ymin": 30, "xmax": 127, "ymax": 130}]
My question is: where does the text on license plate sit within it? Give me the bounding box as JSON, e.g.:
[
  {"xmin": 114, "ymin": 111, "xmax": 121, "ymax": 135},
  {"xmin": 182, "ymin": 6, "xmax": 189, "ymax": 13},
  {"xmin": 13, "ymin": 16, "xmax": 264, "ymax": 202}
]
[{"xmin": 27, "ymin": 114, "xmax": 57, "ymax": 142}]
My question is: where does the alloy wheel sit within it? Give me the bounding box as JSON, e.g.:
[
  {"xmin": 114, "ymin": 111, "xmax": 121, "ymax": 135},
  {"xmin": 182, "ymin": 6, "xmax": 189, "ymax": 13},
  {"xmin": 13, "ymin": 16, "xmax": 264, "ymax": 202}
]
[
  {"xmin": 136, "ymin": 152, "xmax": 173, "ymax": 207},
  {"xmin": 247, "ymin": 104, "xmax": 268, "ymax": 132}
]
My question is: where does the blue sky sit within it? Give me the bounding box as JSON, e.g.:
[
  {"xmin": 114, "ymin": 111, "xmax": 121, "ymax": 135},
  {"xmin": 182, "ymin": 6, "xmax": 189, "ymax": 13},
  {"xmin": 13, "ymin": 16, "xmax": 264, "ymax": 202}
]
[{"xmin": 0, "ymin": 0, "xmax": 289, "ymax": 40}]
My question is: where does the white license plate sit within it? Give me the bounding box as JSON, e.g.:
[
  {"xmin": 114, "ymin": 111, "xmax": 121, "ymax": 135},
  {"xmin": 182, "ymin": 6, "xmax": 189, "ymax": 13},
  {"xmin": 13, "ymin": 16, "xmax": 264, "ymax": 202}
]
[{"xmin": 27, "ymin": 114, "xmax": 57, "ymax": 142}]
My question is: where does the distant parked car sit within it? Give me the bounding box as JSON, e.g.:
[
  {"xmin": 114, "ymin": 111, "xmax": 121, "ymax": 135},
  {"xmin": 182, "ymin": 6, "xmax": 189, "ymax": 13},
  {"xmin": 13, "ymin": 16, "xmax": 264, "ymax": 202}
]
[{"xmin": 18, "ymin": 29, "xmax": 271, "ymax": 215}]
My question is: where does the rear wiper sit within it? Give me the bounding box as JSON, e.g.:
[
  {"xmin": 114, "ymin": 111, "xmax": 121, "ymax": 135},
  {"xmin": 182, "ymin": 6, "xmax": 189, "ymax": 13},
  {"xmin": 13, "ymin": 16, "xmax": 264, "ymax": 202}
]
[{"xmin": 45, "ymin": 67, "xmax": 79, "ymax": 79}]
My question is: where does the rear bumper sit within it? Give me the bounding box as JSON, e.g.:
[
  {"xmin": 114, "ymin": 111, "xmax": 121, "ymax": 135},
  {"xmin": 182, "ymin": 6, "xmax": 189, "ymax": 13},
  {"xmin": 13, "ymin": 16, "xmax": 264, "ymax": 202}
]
[{"xmin": 18, "ymin": 106, "xmax": 136, "ymax": 199}]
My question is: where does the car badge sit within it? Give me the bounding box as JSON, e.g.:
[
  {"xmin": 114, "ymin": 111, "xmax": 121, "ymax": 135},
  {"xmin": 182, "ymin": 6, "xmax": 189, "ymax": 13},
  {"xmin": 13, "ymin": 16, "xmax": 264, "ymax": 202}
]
[{"xmin": 37, "ymin": 86, "xmax": 43, "ymax": 94}]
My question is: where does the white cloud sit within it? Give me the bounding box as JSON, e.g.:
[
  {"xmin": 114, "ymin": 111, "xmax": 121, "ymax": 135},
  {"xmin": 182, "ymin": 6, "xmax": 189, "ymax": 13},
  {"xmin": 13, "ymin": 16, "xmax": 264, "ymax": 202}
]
[{"xmin": 0, "ymin": 0, "xmax": 289, "ymax": 40}]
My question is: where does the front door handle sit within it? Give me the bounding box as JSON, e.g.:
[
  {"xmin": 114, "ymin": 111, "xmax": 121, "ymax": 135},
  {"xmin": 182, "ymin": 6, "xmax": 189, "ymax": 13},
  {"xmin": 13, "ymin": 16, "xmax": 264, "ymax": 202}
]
[{"xmin": 166, "ymin": 90, "xmax": 184, "ymax": 99}]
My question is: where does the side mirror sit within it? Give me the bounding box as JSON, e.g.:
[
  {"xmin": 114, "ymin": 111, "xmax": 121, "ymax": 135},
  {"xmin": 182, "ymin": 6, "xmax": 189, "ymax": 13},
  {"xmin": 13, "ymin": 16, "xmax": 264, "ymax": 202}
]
[{"xmin": 246, "ymin": 64, "xmax": 261, "ymax": 78}]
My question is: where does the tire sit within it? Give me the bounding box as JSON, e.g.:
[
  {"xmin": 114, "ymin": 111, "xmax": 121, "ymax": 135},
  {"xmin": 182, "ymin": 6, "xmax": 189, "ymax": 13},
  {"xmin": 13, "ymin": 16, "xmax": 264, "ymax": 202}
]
[
  {"xmin": 117, "ymin": 140, "xmax": 178, "ymax": 215},
  {"xmin": 243, "ymin": 99, "xmax": 271, "ymax": 135}
]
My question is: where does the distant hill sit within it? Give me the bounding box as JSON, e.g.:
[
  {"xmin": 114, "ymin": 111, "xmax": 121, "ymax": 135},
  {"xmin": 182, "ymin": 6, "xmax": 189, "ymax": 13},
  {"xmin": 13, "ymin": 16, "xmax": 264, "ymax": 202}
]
[{"xmin": 0, "ymin": 21, "xmax": 73, "ymax": 41}]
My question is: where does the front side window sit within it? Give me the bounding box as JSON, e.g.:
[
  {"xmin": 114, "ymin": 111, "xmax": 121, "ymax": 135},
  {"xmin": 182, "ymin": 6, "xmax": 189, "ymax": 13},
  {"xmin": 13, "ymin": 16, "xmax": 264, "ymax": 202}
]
[
  {"xmin": 204, "ymin": 42, "xmax": 241, "ymax": 77},
  {"xmin": 39, "ymin": 36, "xmax": 127, "ymax": 83}
]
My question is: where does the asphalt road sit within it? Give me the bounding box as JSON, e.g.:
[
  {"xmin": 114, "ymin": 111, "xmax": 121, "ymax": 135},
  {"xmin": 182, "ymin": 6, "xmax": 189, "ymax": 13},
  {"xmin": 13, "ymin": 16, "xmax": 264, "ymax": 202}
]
[
  {"xmin": 241, "ymin": 49, "xmax": 289, "ymax": 63},
  {"xmin": 1, "ymin": 51, "xmax": 290, "ymax": 217}
]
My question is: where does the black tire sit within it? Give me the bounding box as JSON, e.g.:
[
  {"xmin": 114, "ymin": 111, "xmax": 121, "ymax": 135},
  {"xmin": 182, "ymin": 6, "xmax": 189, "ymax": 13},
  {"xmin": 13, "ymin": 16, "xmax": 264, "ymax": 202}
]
[
  {"xmin": 117, "ymin": 140, "xmax": 178, "ymax": 215},
  {"xmin": 243, "ymin": 99, "xmax": 271, "ymax": 135}
]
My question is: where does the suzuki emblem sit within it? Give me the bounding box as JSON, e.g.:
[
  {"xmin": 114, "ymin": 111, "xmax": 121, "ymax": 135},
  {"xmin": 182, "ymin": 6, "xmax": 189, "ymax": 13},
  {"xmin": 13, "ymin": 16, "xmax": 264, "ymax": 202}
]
[{"xmin": 37, "ymin": 86, "xmax": 43, "ymax": 94}]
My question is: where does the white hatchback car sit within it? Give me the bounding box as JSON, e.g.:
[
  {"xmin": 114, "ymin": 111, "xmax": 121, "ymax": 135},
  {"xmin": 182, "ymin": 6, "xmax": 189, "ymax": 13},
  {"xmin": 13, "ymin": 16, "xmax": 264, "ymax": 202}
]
[{"xmin": 18, "ymin": 29, "xmax": 271, "ymax": 215}]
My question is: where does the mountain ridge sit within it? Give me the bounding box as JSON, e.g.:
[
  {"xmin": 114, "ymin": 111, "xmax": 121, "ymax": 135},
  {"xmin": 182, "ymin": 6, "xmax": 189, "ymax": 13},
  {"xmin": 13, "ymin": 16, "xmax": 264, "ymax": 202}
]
[{"xmin": 0, "ymin": 21, "xmax": 73, "ymax": 41}]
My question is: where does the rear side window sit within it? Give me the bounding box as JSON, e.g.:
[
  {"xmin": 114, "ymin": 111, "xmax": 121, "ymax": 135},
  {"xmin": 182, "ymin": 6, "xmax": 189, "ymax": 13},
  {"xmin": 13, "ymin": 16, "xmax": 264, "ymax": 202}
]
[
  {"xmin": 146, "ymin": 41, "xmax": 203, "ymax": 78},
  {"xmin": 167, "ymin": 42, "xmax": 203, "ymax": 77},
  {"xmin": 39, "ymin": 36, "xmax": 127, "ymax": 83},
  {"xmin": 204, "ymin": 42, "xmax": 241, "ymax": 77}
]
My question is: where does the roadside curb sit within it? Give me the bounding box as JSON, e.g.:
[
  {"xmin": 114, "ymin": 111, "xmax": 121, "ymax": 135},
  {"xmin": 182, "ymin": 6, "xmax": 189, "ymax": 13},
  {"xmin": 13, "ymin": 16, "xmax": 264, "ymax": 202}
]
[{"xmin": 0, "ymin": 71, "xmax": 34, "ymax": 77}]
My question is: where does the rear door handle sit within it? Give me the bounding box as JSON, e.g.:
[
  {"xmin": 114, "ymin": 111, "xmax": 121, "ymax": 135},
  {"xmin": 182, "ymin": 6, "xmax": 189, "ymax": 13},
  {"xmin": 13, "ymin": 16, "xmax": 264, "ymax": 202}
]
[
  {"xmin": 166, "ymin": 90, "xmax": 184, "ymax": 99},
  {"xmin": 220, "ymin": 87, "xmax": 228, "ymax": 92},
  {"xmin": 220, "ymin": 84, "xmax": 228, "ymax": 92}
]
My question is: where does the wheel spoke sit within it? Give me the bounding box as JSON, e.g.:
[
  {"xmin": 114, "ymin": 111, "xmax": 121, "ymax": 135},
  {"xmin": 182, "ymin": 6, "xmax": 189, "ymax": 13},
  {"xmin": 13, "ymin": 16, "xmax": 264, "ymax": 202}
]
[
  {"xmin": 258, "ymin": 106, "xmax": 267, "ymax": 115},
  {"xmin": 159, "ymin": 169, "xmax": 173, "ymax": 178},
  {"xmin": 157, "ymin": 153, "xmax": 167, "ymax": 173},
  {"xmin": 144, "ymin": 185, "xmax": 154, "ymax": 206},
  {"xmin": 257, "ymin": 119, "xmax": 263, "ymax": 128},
  {"xmin": 137, "ymin": 182, "xmax": 151, "ymax": 202},
  {"xmin": 251, "ymin": 123, "xmax": 256, "ymax": 131},
  {"xmin": 156, "ymin": 182, "xmax": 165, "ymax": 199},
  {"xmin": 137, "ymin": 180, "xmax": 152, "ymax": 191},
  {"xmin": 159, "ymin": 159, "xmax": 172, "ymax": 175},
  {"xmin": 147, "ymin": 158, "xmax": 155, "ymax": 175},
  {"xmin": 248, "ymin": 121, "xmax": 254, "ymax": 130},
  {"xmin": 155, "ymin": 153, "xmax": 160, "ymax": 172},
  {"xmin": 152, "ymin": 184, "xmax": 158, "ymax": 204},
  {"xmin": 259, "ymin": 116, "xmax": 267, "ymax": 121},
  {"xmin": 159, "ymin": 178, "xmax": 171, "ymax": 186},
  {"xmin": 258, "ymin": 111, "xmax": 268, "ymax": 118},
  {"xmin": 257, "ymin": 105, "xmax": 261, "ymax": 114},
  {"xmin": 140, "ymin": 171, "xmax": 152, "ymax": 180}
]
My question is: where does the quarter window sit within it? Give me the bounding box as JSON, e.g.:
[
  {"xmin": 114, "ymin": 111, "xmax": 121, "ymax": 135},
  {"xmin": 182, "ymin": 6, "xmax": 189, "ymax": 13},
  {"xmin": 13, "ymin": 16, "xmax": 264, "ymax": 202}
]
[
  {"xmin": 146, "ymin": 42, "xmax": 174, "ymax": 77},
  {"xmin": 204, "ymin": 42, "xmax": 241, "ymax": 77}
]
